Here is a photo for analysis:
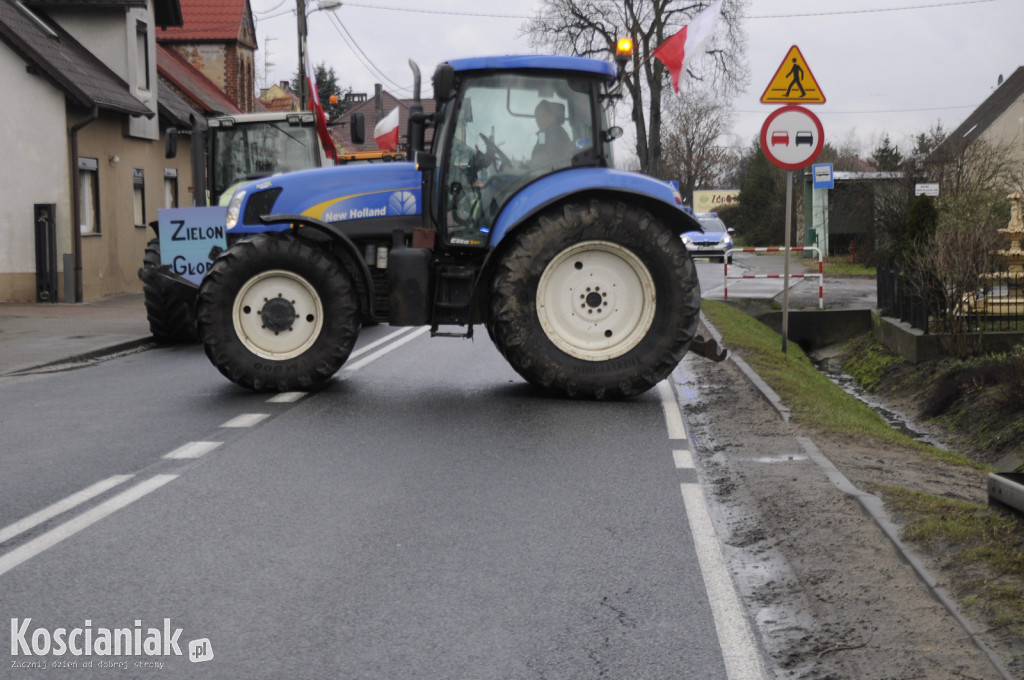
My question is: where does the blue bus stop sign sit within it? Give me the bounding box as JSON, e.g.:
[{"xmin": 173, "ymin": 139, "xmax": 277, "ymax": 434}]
[{"xmin": 812, "ymin": 163, "xmax": 834, "ymax": 190}]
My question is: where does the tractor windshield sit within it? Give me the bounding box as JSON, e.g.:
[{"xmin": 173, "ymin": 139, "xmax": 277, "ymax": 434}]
[
  {"xmin": 210, "ymin": 120, "xmax": 320, "ymax": 204},
  {"xmin": 441, "ymin": 71, "xmax": 598, "ymax": 246}
]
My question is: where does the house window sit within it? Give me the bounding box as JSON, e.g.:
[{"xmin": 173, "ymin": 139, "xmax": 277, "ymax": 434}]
[
  {"xmin": 136, "ymin": 20, "xmax": 150, "ymax": 91},
  {"xmin": 163, "ymin": 168, "xmax": 178, "ymax": 208},
  {"xmin": 133, "ymin": 168, "xmax": 146, "ymax": 227},
  {"xmin": 79, "ymin": 157, "xmax": 99, "ymax": 235}
]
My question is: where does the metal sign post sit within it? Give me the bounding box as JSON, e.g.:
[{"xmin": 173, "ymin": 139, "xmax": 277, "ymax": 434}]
[
  {"xmin": 782, "ymin": 171, "xmax": 793, "ymax": 354},
  {"xmin": 760, "ymin": 45, "xmax": 827, "ymax": 354}
]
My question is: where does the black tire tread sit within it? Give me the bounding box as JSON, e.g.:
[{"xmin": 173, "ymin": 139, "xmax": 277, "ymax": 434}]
[
  {"xmin": 488, "ymin": 199, "xmax": 700, "ymax": 400},
  {"xmin": 142, "ymin": 239, "xmax": 198, "ymax": 344},
  {"xmin": 196, "ymin": 232, "xmax": 360, "ymax": 392}
]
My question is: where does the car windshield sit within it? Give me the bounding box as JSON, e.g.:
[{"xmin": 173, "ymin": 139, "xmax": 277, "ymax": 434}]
[
  {"xmin": 698, "ymin": 217, "xmax": 727, "ymax": 232},
  {"xmin": 211, "ymin": 122, "xmax": 319, "ymax": 200}
]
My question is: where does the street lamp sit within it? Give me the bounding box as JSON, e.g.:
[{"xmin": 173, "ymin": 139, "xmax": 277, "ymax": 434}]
[{"xmin": 296, "ymin": 0, "xmax": 341, "ymax": 110}]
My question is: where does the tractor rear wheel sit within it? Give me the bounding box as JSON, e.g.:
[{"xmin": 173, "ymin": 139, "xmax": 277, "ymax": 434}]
[
  {"xmin": 196, "ymin": 232, "xmax": 360, "ymax": 392},
  {"xmin": 488, "ymin": 199, "xmax": 700, "ymax": 399},
  {"xmin": 141, "ymin": 238, "xmax": 198, "ymax": 344}
]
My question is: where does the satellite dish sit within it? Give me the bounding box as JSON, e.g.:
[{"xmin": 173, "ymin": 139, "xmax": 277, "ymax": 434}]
[{"xmin": 998, "ymin": 74, "xmax": 1004, "ymax": 86}]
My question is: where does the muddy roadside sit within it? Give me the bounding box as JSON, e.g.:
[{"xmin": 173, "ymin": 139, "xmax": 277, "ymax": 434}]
[
  {"xmin": 678, "ymin": 350, "xmax": 1020, "ymax": 679},
  {"xmin": 675, "ymin": 267, "xmax": 1023, "ymax": 679}
]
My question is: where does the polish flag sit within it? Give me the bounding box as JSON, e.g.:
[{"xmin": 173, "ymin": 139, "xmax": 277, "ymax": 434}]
[
  {"xmin": 374, "ymin": 106, "xmax": 401, "ymax": 152},
  {"xmin": 304, "ymin": 50, "xmax": 338, "ymax": 162},
  {"xmin": 651, "ymin": 0, "xmax": 724, "ymax": 93}
]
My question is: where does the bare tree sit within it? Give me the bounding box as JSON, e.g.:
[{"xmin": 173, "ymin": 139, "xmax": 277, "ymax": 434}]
[
  {"xmin": 927, "ymin": 136, "xmax": 1022, "ymax": 198},
  {"xmin": 660, "ymin": 86, "xmax": 735, "ymax": 201},
  {"xmin": 523, "ymin": 0, "xmax": 746, "ymax": 176},
  {"xmin": 906, "ymin": 218, "xmax": 1004, "ymax": 358}
]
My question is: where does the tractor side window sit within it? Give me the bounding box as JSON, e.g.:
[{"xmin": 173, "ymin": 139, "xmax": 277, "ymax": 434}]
[{"xmin": 443, "ymin": 73, "xmax": 593, "ymax": 246}]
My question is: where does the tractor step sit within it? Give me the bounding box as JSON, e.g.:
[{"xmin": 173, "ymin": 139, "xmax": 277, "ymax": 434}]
[{"xmin": 430, "ymin": 324, "xmax": 474, "ymax": 339}]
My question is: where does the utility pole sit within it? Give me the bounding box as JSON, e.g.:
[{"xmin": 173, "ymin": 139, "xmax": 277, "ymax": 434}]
[{"xmin": 296, "ymin": 0, "xmax": 308, "ymax": 109}]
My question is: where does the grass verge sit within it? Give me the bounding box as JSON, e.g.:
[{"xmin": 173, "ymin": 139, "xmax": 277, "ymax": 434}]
[
  {"xmin": 871, "ymin": 484, "xmax": 1024, "ymax": 635},
  {"xmin": 700, "ymin": 299, "xmax": 980, "ymax": 469},
  {"xmin": 701, "ymin": 298, "xmax": 1022, "ymax": 648}
]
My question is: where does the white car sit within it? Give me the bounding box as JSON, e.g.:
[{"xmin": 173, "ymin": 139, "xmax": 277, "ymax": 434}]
[{"xmin": 682, "ymin": 213, "xmax": 735, "ymax": 264}]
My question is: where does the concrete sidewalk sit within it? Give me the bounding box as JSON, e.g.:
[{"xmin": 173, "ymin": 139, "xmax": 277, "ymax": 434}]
[{"xmin": 0, "ymin": 294, "xmax": 153, "ymax": 376}]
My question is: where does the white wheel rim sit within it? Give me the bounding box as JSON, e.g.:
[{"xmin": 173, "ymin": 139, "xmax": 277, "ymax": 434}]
[
  {"xmin": 536, "ymin": 240, "xmax": 656, "ymax": 361},
  {"xmin": 232, "ymin": 270, "xmax": 324, "ymax": 360}
]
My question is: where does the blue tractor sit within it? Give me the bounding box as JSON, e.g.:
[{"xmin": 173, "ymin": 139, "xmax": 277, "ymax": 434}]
[{"xmin": 196, "ymin": 51, "xmax": 724, "ymax": 399}]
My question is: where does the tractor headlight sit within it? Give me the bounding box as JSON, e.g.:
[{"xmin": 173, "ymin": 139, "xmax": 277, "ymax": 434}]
[{"xmin": 226, "ymin": 189, "xmax": 246, "ymax": 230}]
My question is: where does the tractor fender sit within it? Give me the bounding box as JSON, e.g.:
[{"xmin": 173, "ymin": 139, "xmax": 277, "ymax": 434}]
[
  {"xmin": 488, "ymin": 168, "xmax": 701, "ymax": 247},
  {"xmin": 258, "ymin": 214, "xmax": 376, "ymax": 317},
  {"xmin": 470, "ymin": 170, "xmax": 702, "ymax": 324}
]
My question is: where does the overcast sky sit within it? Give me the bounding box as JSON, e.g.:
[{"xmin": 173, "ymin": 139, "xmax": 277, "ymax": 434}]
[{"xmin": 250, "ymin": 0, "xmax": 1021, "ymax": 162}]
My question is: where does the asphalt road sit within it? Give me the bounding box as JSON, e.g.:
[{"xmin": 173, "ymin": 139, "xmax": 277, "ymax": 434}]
[{"xmin": 0, "ymin": 325, "xmax": 765, "ymax": 679}]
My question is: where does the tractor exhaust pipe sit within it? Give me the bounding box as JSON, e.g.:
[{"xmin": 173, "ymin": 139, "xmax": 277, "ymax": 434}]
[{"xmin": 408, "ymin": 60, "xmax": 425, "ymax": 154}]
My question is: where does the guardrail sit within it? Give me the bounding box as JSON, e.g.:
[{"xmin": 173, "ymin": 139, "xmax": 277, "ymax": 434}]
[{"xmin": 723, "ymin": 247, "xmax": 823, "ymax": 309}]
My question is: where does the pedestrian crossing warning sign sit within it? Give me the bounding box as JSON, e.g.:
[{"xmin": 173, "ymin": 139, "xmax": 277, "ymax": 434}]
[{"xmin": 760, "ymin": 45, "xmax": 826, "ymax": 104}]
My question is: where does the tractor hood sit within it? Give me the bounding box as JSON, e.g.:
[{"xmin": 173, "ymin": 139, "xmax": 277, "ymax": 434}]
[{"xmin": 228, "ymin": 162, "xmax": 422, "ymax": 233}]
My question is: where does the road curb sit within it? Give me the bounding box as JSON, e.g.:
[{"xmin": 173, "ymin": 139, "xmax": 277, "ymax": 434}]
[
  {"xmin": 697, "ymin": 311, "xmax": 1014, "ymax": 680},
  {"xmin": 1, "ymin": 336, "xmax": 154, "ymax": 377},
  {"xmin": 796, "ymin": 436, "xmax": 1016, "ymax": 680}
]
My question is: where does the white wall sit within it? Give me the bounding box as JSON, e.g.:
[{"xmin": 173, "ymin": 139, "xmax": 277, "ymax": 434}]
[
  {"xmin": 46, "ymin": 4, "xmax": 159, "ymax": 141},
  {"xmin": 0, "ymin": 46, "xmax": 71, "ymax": 281}
]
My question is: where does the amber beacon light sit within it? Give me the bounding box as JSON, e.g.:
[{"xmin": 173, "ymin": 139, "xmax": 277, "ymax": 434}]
[{"xmin": 615, "ymin": 38, "xmax": 633, "ymax": 66}]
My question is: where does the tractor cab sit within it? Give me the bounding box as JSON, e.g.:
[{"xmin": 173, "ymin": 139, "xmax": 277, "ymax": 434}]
[{"xmin": 420, "ymin": 56, "xmax": 621, "ymax": 248}]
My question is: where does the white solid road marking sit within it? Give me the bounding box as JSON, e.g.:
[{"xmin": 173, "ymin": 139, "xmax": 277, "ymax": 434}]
[
  {"xmin": 0, "ymin": 475, "xmax": 134, "ymax": 547},
  {"xmin": 680, "ymin": 483, "xmax": 767, "ymax": 680},
  {"xmin": 344, "ymin": 326, "xmax": 430, "ymax": 372},
  {"xmin": 664, "ymin": 372, "xmax": 765, "ymax": 679},
  {"xmin": 220, "ymin": 413, "xmax": 270, "ymax": 428},
  {"xmin": 348, "ymin": 327, "xmax": 418, "ymax": 360},
  {"xmin": 657, "ymin": 379, "xmax": 688, "ymax": 440},
  {"xmin": 0, "ymin": 475, "xmax": 178, "ymax": 579},
  {"xmin": 163, "ymin": 441, "xmax": 223, "ymax": 460}
]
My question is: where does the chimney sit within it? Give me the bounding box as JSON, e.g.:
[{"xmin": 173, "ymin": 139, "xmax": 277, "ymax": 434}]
[{"xmin": 280, "ymin": 81, "xmax": 290, "ymax": 91}]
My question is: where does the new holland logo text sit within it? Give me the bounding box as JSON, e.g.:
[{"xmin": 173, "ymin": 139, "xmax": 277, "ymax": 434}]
[{"xmin": 10, "ymin": 618, "xmax": 182, "ymax": 657}]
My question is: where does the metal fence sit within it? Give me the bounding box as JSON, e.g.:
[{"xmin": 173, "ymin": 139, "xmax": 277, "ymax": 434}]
[{"xmin": 876, "ymin": 255, "xmax": 1024, "ymax": 333}]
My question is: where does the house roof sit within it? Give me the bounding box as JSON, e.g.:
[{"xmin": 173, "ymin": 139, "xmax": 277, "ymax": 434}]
[
  {"xmin": 158, "ymin": 0, "xmax": 251, "ymax": 44},
  {"xmin": 934, "ymin": 66, "xmax": 1024, "ymax": 155},
  {"xmin": 157, "ymin": 42, "xmax": 242, "ymax": 115},
  {"xmin": 334, "ymin": 87, "xmax": 436, "ymax": 152},
  {"xmin": 23, "ymin": 0, "xmax": 182, "ymax": 29},
  {"xmin": 156, "ymin": 73, "xmax": 203, "ymax": 128},
  {"xmin": 0, "ymin": 0, "xmax": 152, "ymax": 117}
]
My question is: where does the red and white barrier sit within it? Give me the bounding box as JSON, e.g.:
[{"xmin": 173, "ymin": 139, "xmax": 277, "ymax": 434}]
[{"xmin": 723, "ymin": 247, "xmax": 823, "ymax": 309}]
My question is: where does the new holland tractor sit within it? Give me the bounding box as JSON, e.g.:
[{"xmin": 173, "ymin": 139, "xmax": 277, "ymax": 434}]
[{"xmin": 195, "ymin": 50, "xmax": 724, "ymax": 399}]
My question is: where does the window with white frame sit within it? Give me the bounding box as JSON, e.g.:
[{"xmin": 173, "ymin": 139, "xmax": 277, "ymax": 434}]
[
  {"xmin": 163, "ymin": 168, "xmax": 178, "ymax": 208},
  {"xmin": 133, "ymin": 168, "xmax": 146, "ymax": 227},
  {"xmin": 136, "ymin": 20, "xmax": 150, "ymax": 91},
  {"xmin": 79, "ymin": 157, "xmax": 99, "ymax": 235}
]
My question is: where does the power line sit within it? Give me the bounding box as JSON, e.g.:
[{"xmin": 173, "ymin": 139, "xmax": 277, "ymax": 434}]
[
  {"xmin": 297, "ymin": 0, "xmax": 997, "ymax": 20},
  {"xmin": 736, "ymin": 104, "xmax": 979, "ymax": 115},
  {"xmin": 324, "ymin": 13, "xmax": 412, "ymax": 95},
  {"xmin": 749, "ymin": 0, "xmax": 996, "ymax": 19},
  {"xmin": 333, "ymin": 2, "xmax": 534, "ymax": 18}
]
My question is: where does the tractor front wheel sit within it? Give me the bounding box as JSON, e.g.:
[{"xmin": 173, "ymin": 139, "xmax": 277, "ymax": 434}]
[
  {"xmin": 488, "ymin": 199, "xmax": 701, "ymax": 399},
  {"xmin": 196, "ymin": 232, "xmax": 360, "ymax": 391}
]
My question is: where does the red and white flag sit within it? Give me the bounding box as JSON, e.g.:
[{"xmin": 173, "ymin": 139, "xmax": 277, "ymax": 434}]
[
  {"xmin": 374, "ymin": 106, "xmax": 401, "ymax": 151},
  {"xmin": 652, "ymin": 0, "xmax": 724, "ymax": 93},
  {"xmin": 304, "ymin": 51, "xmax": 338, "ymax": 162}
]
